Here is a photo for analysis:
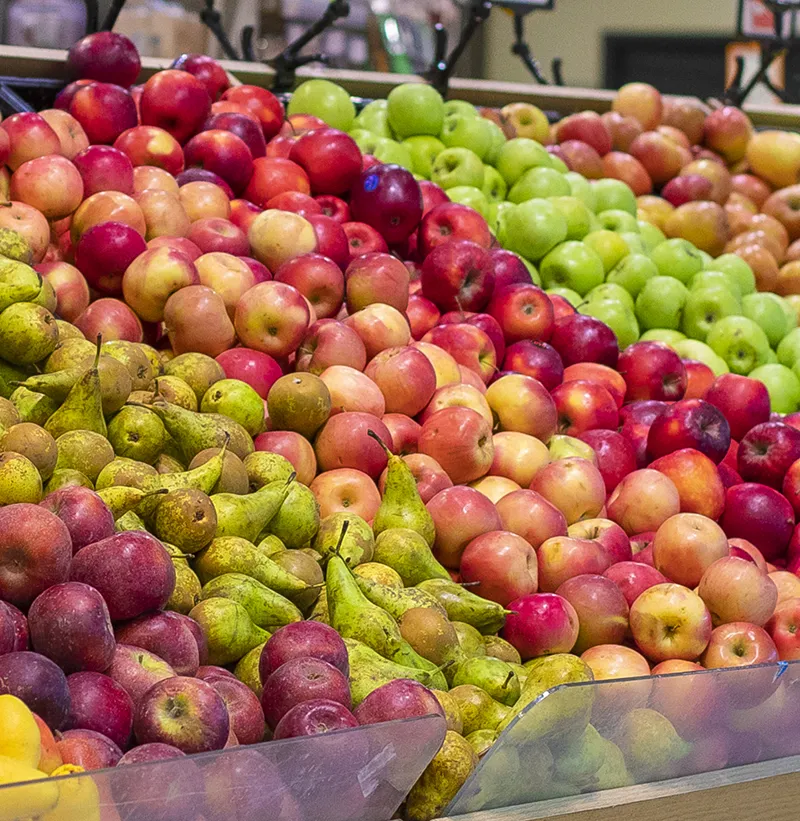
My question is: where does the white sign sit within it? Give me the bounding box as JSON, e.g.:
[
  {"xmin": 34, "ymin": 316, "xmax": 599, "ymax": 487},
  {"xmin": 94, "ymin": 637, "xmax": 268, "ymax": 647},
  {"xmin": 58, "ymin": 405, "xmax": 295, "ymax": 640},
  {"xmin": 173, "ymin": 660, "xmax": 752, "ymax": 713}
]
[{"xmin": 740, "ymin": 0, "xmax": 795, "ymax": 38}]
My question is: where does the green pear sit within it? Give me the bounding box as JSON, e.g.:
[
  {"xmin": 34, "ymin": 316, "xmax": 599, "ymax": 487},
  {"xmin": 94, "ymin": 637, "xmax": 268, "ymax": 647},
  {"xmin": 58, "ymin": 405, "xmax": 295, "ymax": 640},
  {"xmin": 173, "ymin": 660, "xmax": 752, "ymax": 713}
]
[
  {"xmin": 452, "ymin": 657, "xmax": 520, "ymax": 706},
  {"xmin": 448, "ymin": 685, "xmax": 510, "ymax": 734},
  {"xmin": 201, "ymin": 379, "xmax": 265, "ymax": 436},
  {"xmin": 55, "ymin": 430, "xmax": 115, "ymax": 483},
  {"xmin": 612, "ymin": 708, "xmax": 693, "ymax": 782},
  {"xmin": 10, "ymin": 387, "xmax": 58, "ymax": 426},
  {"xmin": 152, "ymin": 488, "xmax": 217, "ymax": 553},
  {"xmin": 264, "ymin": 483, "xmax": 320, "ymax": 549},
  {"xmin": 0, "ymin": 422, "xmax": 57, "ymax": 480},
  {"xmin": 164, "ymin": 353, "xmax": 225, "ymax": 403},
  {"xmin": 345, "ymin": 638, "xmax": 445, "ymax": 705},
  {"xmin": 0, "ymin": 398, "xmax": 20, "ymax": 428},
  {"xmin": 102, "ymin": 340, "xmax": 154, "ymax": 392},
  {"xmin": 188, "ymin": 597, "xmax": 269, "ymax": 666},
  {"xmin": 272, "ymin": 549, "xmax": 323, "ymax": 612},
  {"xmin": 0, "ymin": 451, "xmax": 42, "ymax": 503},
  {"xmin": 137, "ymin": 343, "xmax": 164, "ymax": 379},
  {"xmin": 44, "ymin": 338, "xmax": 95, "ymax": 373},
  {"xmin": 308, "ymin": 585, "xmax": 330, "ymax": 624},
  {"xmin": 552, "ymin": 723, "xmax": 606, "ymax": 785},
  {"xmin": 166, "ymin": 560, "xmax": 202, "ymax": 614},
  {"xmin": 431, "ymin": 689, "xmax": 463, "ymax": 734},
  {"xmin": 0, "ymin": 226, "xmax": 34, "ymax": 263},
  {"xmin": 152, "ymin": 375, "xmax": 198, "ymax": 410},
  {"xmin": 243, "ymin": 451, "xmax": 294, "ymax": 490},
  {"xmin": 466, "ymin": 729, "xmax": 498, "ymax": 759},
  {"xmin": 0, "ymin": 259, "xmax": 43, "ymax": 312},
  {"xmin": 212, "ymin": 475, "xmax": 293, "ymax": 542},
  {"xmin": 256, "ymin": 534, "xmax": 285, "ymax": 557},
  {"xmin": 234, "ymin": 641, "xmax": 267, "ymax": 698},
  {"xmin": 95, "ymin": 457, "xmax": 158, "ymax": 490},
  {"xmin": 194, "ymin": 536, "xmax": 311, "ymax": 601},
  {"xmin": 399, "ymin": 607, "xmax": 464, "ymax": 668},
  {"xmin": 594, "ymin": 736, "xmax": 633, "ymax": 790},
  {"xmin": 355, "ymin": 575, "xmax": 446, "ymax": 620},
  {"xmin": 405, "ymin": 731, "xmax": 478, "ymax": 821},
  {"xmin": 416, "ymin": 578, "xmax": 508, "ymax": 634},
  {"xmin": 44, "ymin": 468, "xmax": 93, "ymax": 493},
  {"xmin": 353, "ymin": 562, "xmax": 404, "ymax": 588},
  {"xmin": 368, "ymin": 431, "xmax": 435, "ymax": 545},
  {"xmin": 189, "ymin": 447, "xmax": 248, "ymax": 494},
  {"xmin": 107, "ymin": 405, "xmax": 165, "ymax": 464},
  {"xmin": 96, "ymin": 486, "xmax": 167, "ymax": 519},
  {"xmin": 327, "ymin": 553, "xmax": 445, "ymax": 681},
  {"xmin": 312, "ymin": 512, "xmax": 374, "ymax": 565},
  {"xmin": 200, "ymin": 573, "xmax": 304, "ymax": 631},
  {"xmin": 0, "ymin": 302, "xmax": 59, "ymax": 365},
  {"xmin": 142, "ymin": 398, "xmax": 253, "ymax": 462},
  {"xmin": 45, "ymin": 338, "xmax": 106, "ymax": 439},
  {"xmin": 116, "ymin": 511, "xmax": 147, "ymax": 532},
  {"xmin": 483, "ymin": 635, "xmax": 521, "ymax": 664},
  {"xmin": 452, "ymin": 622, "xmax": 487, "ymax": 659},
  {"xmin": 17, "ymin": 354, "xmax": 131, "ymax": 415}
]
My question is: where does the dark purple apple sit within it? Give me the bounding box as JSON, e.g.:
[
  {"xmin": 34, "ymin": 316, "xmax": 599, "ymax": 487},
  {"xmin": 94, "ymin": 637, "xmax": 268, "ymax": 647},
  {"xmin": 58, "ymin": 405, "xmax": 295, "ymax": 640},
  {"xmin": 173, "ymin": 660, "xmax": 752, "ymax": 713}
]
[
  {"xmin": 196, "ymin": 665, "xmax": 235, "ymax": 681},
  {"xmin": 28, "ymin": 582, "xmax": 116, "ymax": 673},
  {"xmin": 273, "ymin": 698, "xmax": 358, "ymax": 739},
  {"xmin": 738, "ymin": 421, "xmax": 800, "ymax": 489},
  {"xmin": 107, "ymin": 644, "xmax": 176, "ymax": 705},
  {"xmin": 0, "ymin": 602, "xmax": 17, "ymax": 655},
  {"xmin": 39, "ymin": 486, "xmax": 115, "ymax": 553},
  {"xmin": 67, "ymin": 671, "xmax": 134, "ymax": 749},
  {"xmin": 202, "ymin": 748, "xmax": 285, "ymax": 821},
  {"xmin": 70, "ymin": 531, "xmax": 176, "ymax": 621},
  {"xmin": 260, "ymin": 657, "xmax": 351, "ymax": 730},
  {"xmin": 57, "ymin": 727, "xmax": 123, "ymax": 769},
  {"xmin": 0, "ymin": 651, "xmax": 71, "ymax": 729},
  {"xmin": 550, "ymin": 313, "xmax": 619, "ymax": 368},
  {"xmin": 259, "ymin": 621, "xmax": 348, "ymax": 682},
  {"xmin": 502, "ymin": 340, "xmax": 564, "ymax": 390},
  {"xmin": 115, "ymin": 611, "xmax": 200, "ymax": 676},
  {"xmin": 488, "ymin": 249, "xmax": 532, "ymax": 289},
  {"xmin": 176, "ymin": 614, "xmax": 208, "ymax": 666},
  {"xmin": 353, "ymin": 679, "xmax": 444, "ymax": 725},
  {"xmin": 134, "ymin": 676, "xmax": 230, "ymax": 754},
  {"xmin": 204, "ymin": 675, "xmax": 265, "ymax": 745},
  {"xmin": 4, "ymin": 602, "xmax": 28, "ymax": 651},
  {"xmin": 202, "ymin": 112, "xmax": 266, "ymax": 159},
  {"xmin": 115, "ymin": 743, "xmax": 204, "ymax": 821},
  {"xmin": 349, "ymin": 164, "xmax": 423, "ymax": 245},
  {"xmin": 420, "ymin": 239, "xmax": 495, "ymax": 313}
]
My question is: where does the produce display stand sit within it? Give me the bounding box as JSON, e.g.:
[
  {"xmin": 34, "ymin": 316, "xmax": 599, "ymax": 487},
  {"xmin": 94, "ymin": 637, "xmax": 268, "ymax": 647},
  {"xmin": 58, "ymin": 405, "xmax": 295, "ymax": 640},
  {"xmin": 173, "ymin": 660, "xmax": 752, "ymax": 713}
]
[
  {"xmin": 443, "ymin": 660, "xmax": 800, "ymax": 821},
  {"xmin": 0, "ymin": 714, "xmax": 447, "ymax": 820}
]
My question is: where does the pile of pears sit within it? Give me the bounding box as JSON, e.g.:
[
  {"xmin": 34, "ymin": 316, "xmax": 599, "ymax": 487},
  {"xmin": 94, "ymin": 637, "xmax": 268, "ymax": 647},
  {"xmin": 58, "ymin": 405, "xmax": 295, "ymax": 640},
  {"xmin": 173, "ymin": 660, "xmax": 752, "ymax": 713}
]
[{"xmin": 0, "ymin": 237, "xmax": 695, "ymax": 821}]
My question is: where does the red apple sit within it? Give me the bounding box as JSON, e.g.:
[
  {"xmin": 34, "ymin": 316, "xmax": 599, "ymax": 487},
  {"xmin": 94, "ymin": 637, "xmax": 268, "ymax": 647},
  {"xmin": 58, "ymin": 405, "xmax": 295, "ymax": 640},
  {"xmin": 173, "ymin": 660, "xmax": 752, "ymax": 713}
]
[
  {"xmin": 74, "ymin": 298, "xmax": 143, "ymax": 342},
  {"xmin": 75, "ymin": 221, "xmax": 147, "ymax": 296},
  {"xmin": 139, "ymin": 70, "xmax": 211, "ymax": 144},
  {"xmin": 171, "ymin": 54, "xmax": 230, "ymax": 101},
  {"xmin": 604, "ymin": 561, "xmax": 668, "ymax": 607},
  {"xmin": 0, "ymin": 113, "xmax": 62, "ymax": 171},
  {"xmin": 766, "ymin": 597, "xmax": 800, "ymax": 660},
  {"xmin": 578, "ymin": 430, "xmax": 636, "ymax": 494},
  {"xmin": 701, "ymin": 622, "xmax": 778, "ymax": 669},
  {"xmin": 652, "ymin": 512, "xmax": 730, "ymax": 588},
  {"xmin": 550, "ymin": 313, "xmax": 619, "ymax": 368},
  {"xmin": 618, "ymin": 341, "xmax": 687, "ymax": 402},
  {"xmin": 365, "ymin": 346, "xmax": 436, "ymax": 417},
  {"xmin": 72, "ymin": 145, "xmax": 134, "ymax": 196},
  {"xmin": 501, "ymin": 593, "xmax": 579, "ymax": 660},
  {"xmin": 557, "ymin": 575, "xmax": 629, "ymax": 652},
  {"xmin": 222, "ymin": 86, "xmax": 284, "ymax": 141},
  {"xmin": 69, "ymin": 82, "xmax": 138, "ymax": 145},
  {"xmin": 314, "ymin": 412, "xmax": 391, "ymax": 479},
  {"xmin": 254, "ymin": 431, "xmax": 317, "ymax": 486},
  {"xmin": 556, "ymin": 111, "xmax": 612, "ymax": 155},
  {"xmin": 649, "ymin": 448, "xmax": 726, "ymax": 519},
  {"xmin": 67, "ymin": 31, "xmax": 140, "ymax": 87},
  {"xmin": 738, "ymin": 422, "xmax": 800, "ymax": 489},
  {"xmin": 646, "ymin": 399, "xmax": 730, "ymax": 464},
  {"xmin": 531, "ymin": 457, "xmax": 606, "ymax": 525},
  {"xmin": 551, "ymin": 380, "xmax": 618, "ymax": 437},
  {"xmin": 607, "ymin": 469, "xmax": 681, "ymax": 535},
  {"xmin": 418, "ymin": 202, "xmax": 491, "ymax": 257},
  {"xmin": 721, "ymin": 483, "xmax": 795, "ymax": 562},
  {"xmin": 537, "ymin": 535, "xmax": 614, "ymax": 592},
  {"xmin": 460, "ymin": 530, "xmax": 537, "ymax": 606}
]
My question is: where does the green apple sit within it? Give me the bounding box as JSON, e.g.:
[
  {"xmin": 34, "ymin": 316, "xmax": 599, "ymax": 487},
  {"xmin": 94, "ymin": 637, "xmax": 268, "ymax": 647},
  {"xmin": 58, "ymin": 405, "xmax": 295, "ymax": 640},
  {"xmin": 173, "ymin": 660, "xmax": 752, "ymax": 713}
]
[
  {"xmin": 497, "ymin": 199, "xmax": 568, "ymax": 262},
  {"xmin": 508, "ymin": 167, "xmax": 571, "ymax": 204},
  {"xmin": 583, "ymin": 230, "xmax": 630, "ymax": 273},
  {"xmin": 749, "ymin": 364, "xmax": 800, "ymax": 413},
  {"xmin": 447, "ymin": 186, "xmax": 489, "ymax": 217},
  {"xmin": 706, "ymin": 315, "xmax": 771, "ymax": 375},
  {"xmin": 350, "ymin": 129, "xmax": 379, "ymax": 151},
  {"xmin": 494, "ymin": 138, "xmax": 551, "ymax": 186},
  {"xmin": 522, "ymin": 257, "xmax": 542, "ymax": 286},
  {"xmin": 710, "ymin": 254, "xmax": 756, "ymax": 295},
  {"xmin": 640, "ymin": 329, "xmax": 687, "ymax": 345},
  {"xmin": 777, "ymin": 327, "xmax": 800, "ymax": 368},
  {"xmin": 487, "ymin": 200, "xmax": 514, "ymax": 233},
  {"xmin": 607, "ymin": 253, "xmax": 659, "ymax": 299},
  {"xmin": 403, "ymin": 135, "xmax": 445, "ymax": 179},
  {"xmin": 649, "ymin": 238, "xmax": 705, "ymax": 283},
  {"xmin": 288, "ymin": 79, "xmax": 355, "ymax": 132},
  {"xmin": 444, "ymin": 100, "xmax": 477, "ymax": 118},
  {"xmin": 547, "ymin": 287, "xmax": 582, "ymax": 306},
  {"xmin": 697, "ymin": 250, "xmax": 714, "ymax": 268},
  {"xmin": 352, "ymin": 99, "xmax": 394, "ymax": 138},
  {"xmin": 690, "ymin": 270, "xmax": 742, "ymax": 299},
  {"xmin": 586, "ymin": 283, "xmax": 635, "ymax": 312},
  {"xmin": 598, "ymin": 210, "xmax": 640, "ymax": 233},
  {"xmin": 372, "ymin": 138, "xmax": 413, "ymax": 170},
  {"xmin": 430, "ymin": 147, "xmax": 485, "ymax": 190},
  {"xmin": 548, "ymin": 155, "xmax": 569, "ymax": 173},
  {"xmin": 638, "ymin": 221, "xmax": 666, "ymax": 252},
  {"xmin": 767, "ymin": 349, "xmax": 779, "ymax": 363},
  {"xmin": 386, "ymin": 83, "xmax": 445, "ymax": 138},
  {"xmin": 742, "ymin": 292, "xmax": 792, "ymax": 349},
  {"xmin": 482, "ymin": 166, "xmax": 508, "ymax": 203},
  {"xmin": 539, "ymin": 241, "xmax": 605, "ymax": 295},
  {"xmin": 549, "ymin": 196, "xmax": 593, "ymax": 241},
  {"xmin": 581, "ymin": 299, "xmax": 639, "ymax": 348},
  {"xmin": 780, "ymin": 296, "xmax": 799, "ymax": 333},
  {"xmin": 563, "ymin": 172, "xmax": 596, "ymax": 211},
  {"xmin": 485, "ymin": 121, "xmax": 508, "ymax": 167},
  {"xmin": 619, "ymin": 232, "xmax": 647, "ymax": 255},
  {"xmin": 672, "ymin": 340, "xmax": 730, "ymax": 376},
  {"xmin": 681, "ymin": 286, "xmax": 741, "ymax": 341},
  {"xmin": 440, "ymin": 113, "xmax": 494, "ymax": 160},
  {"xmin": 635, "ymin": 276, "xmax": 689, "ymax": 331},
  {"xmin": 591, "ymin": 179, "xmax": 637, "ymax": 216}
]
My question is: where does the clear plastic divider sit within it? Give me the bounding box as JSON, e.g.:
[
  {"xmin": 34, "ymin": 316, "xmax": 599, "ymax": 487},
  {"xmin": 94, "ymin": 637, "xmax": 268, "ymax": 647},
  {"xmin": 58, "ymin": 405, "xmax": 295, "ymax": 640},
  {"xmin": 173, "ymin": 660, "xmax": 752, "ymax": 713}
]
[
  {"xmin": 446, "ymin": 660, "xmax": 800, "ymax": 816},
  {"xmin": 0, "ymin": 714, "xmax": 447, "ymax": 821}
]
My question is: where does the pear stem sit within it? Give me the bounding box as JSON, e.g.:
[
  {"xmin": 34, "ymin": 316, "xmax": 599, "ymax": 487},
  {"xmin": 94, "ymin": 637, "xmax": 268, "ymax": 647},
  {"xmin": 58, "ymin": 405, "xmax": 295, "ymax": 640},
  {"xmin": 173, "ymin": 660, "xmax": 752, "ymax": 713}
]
[
  {"xmin": 331, "ymin": 519, "xmax": 350, "ymax": 561},
  {"xmin": 284, "ymin": 470, "xmax": 297, "ymax": 486},
  {"xmin": 502, "ymin": 671, "xmax": 514, "ymax": 690},
  {"xmin": 367, "ymin": 429, "xmax": 391, "ymax": 455},
  {"xmin": 93, "ymin": 334, "xmax": 102, "ymax": 369}
]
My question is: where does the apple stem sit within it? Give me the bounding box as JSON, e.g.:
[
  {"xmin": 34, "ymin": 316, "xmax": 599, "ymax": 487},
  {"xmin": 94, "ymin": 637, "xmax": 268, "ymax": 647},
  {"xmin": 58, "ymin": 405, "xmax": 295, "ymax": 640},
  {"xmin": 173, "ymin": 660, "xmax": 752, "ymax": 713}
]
[{"xmin": 460, "ymin": 581, "xmax": 482, "ymax": 588}]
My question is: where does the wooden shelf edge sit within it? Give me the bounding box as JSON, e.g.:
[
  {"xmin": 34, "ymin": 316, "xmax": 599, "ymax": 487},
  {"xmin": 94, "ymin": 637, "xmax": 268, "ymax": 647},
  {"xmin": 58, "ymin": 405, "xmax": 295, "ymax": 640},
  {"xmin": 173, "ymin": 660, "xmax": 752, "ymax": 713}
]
[{"xmin": 437, "ymin": 754, "xmax": 800, "ymax": 821}]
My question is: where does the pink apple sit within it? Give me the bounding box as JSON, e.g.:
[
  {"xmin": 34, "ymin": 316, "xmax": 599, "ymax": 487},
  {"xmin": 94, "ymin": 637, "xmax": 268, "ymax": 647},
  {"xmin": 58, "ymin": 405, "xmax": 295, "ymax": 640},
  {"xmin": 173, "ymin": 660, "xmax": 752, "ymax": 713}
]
[
  {"xmin": 460, "ymin": 530, "xmax": 538, "ymax": 606},
  {"xmin": 502, "ymin": 593, "xmax": 579, "ymax": 660}
]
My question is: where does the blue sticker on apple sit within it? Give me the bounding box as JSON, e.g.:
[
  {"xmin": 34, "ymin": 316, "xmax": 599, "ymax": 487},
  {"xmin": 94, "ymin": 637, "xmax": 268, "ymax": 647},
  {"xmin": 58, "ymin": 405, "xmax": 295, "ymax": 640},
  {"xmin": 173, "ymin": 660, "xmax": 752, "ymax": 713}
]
[{"xmin": 364, "ymin": 174, "xmax": 379, "ymax": 192}]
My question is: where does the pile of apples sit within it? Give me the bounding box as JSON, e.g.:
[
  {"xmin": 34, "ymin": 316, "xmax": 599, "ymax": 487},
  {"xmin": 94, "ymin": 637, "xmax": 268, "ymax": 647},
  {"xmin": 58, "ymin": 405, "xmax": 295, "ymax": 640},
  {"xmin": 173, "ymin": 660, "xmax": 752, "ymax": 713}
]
[{"xmin": 1, "ymin": 27, "xmax": 800, "ymax": 819}]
